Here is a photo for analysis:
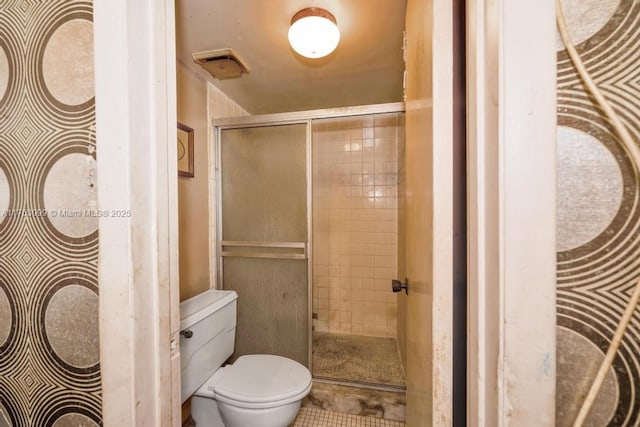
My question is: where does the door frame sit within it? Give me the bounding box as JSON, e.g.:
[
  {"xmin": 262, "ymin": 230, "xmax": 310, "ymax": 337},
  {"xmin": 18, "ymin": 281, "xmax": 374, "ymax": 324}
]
[
  {"xmin": 466, "ymin": 0, "xmax": 557, "ymax": 425},
  {"xmin": 93, "ymin": 0, "xmax": 558, "ymax": 422},
  {"xmin": 94, "ymin": 0, "xmax": 181, "ymax": 425}
]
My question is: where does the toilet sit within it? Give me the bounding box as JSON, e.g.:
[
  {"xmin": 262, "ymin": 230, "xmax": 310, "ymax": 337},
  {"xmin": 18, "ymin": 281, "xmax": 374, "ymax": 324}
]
[{"xmin": 180, "ymin": 289, "xmax": 312, "ymax": 427}]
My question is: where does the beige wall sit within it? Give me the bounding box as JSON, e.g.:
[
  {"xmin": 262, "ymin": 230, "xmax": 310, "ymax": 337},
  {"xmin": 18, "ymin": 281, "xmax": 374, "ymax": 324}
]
[
  {"xmin": 404, "ymin": 0, "xmax": 435, "ymax": 421},
  {"xmin": 177, "ymin": 62, "xmax": 247, "ymax": 301},
  {"xmin": 177, "ymin": 63, "xmax": 209, "ymax": 301},
  {"xmin": 312, "ymin": 114, "xmax": 402, "ymax": 338},
  {"xmin": 403, "ymin": 0, "xmax": 456, "ymax": 424}
]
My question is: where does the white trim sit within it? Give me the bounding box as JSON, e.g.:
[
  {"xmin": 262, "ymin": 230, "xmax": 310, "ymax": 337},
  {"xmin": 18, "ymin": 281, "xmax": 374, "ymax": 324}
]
[
  {"xmin": 466, "ymin": 0, "xmax": 556, "ymax": 425},
  {"xmin": 207, "ymin": 84, "xmax": 218, "ymax": 290},
  {"xmin": 466, "ymin": 0, "xmax": 500, "ymax": 424},
  {"xmin": 157, "ymin": 2, "xmax": 181, "ymax": 425},
  {"xmin": 432, "ymin": 0, "xmax": 455, "ymax": 423},
  {"xmin": 211, "ymin": 102, "xmax": 405, "ymax": 127},
  {"xmin": 305, "ymin": 119, "xmax": 314, "ymax": 369},
  {"xmin": 215, "ymin": 126, "xmax": 223, "ymax": 288},
  {"xmin": 94, "ymin": 3, "xmax": 134, "ymax": 422},
  {"xmin": 95, "ymin": 0, "xmax": 180, "ymax": 424}
]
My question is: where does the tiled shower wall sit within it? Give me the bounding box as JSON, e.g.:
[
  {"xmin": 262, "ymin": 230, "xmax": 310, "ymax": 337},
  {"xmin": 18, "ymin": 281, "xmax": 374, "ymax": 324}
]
[
  {"xmin": 312, "ymin": 113, "xmax": 402, "ymax": 338},
  {"xmin": 0, "ymin": 1, "xmax": 101, "ymax": 425},
  {"xmin": 556, "ymin": 0, "xmax": 640, "ymax": 425}
]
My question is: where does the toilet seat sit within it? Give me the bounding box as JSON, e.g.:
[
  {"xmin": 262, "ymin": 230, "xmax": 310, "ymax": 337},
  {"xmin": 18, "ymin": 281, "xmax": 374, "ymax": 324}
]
[{"xmin": 214, "ymin": 355, "xmax": 312, "ymax": 409}]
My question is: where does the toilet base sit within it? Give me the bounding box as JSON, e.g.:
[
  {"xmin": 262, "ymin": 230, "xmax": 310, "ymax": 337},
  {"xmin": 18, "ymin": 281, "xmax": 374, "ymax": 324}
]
[
  {"xmin": 190, "ymin": 395, "xmax": 225, "ymax": 427},
  {"xmin": 191, "ymin": 395, "xmax": 301, "ymax": 427},
  {"xmin": 218, "ymin": 400, "xmax": 300, "ymax": 427}
]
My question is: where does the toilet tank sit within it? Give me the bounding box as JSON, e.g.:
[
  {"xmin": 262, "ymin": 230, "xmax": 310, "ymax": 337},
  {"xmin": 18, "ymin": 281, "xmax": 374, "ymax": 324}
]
[{"xmin": 179, "ymin": 289, "xmax": 238, "ymax": 403}]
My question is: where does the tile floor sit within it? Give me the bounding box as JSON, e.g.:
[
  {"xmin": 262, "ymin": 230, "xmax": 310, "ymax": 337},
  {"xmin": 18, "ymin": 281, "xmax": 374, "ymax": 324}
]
[
  {"xmin": 303, "ymin": 382, "xmax": 406, "ymax": 422},
  {"xmin": 291, "ymin": 407, "xmax": 406, "ymax": 427}
]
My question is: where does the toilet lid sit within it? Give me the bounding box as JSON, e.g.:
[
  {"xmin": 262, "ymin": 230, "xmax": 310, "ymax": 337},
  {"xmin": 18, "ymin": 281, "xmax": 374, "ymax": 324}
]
[{"xmin": 214, "ymin": 354, "xmax": 312, "ymax": 406}]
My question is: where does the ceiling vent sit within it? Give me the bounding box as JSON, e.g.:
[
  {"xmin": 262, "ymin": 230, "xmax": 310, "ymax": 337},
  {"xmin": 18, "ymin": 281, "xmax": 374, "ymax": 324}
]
[{"xmin": 192, "ymin": 48, "xmax": 250, "ymax": 80}]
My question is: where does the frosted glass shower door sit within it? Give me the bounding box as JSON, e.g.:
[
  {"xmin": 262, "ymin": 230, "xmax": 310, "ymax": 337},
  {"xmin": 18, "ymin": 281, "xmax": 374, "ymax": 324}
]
[{"xmin": 219, "ymin": 124, "xmax": 309, "ymax": 367}]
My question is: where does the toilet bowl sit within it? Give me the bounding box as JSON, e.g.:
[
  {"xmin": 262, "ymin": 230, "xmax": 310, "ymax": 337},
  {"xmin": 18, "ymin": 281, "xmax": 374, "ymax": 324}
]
[
  {"xmin": 180, "ymin": 290, "xmax": 312, "ymax": 427},
  {"xmin": 191, "ymin": 354, "xmax": 312, "ymax": 427}
]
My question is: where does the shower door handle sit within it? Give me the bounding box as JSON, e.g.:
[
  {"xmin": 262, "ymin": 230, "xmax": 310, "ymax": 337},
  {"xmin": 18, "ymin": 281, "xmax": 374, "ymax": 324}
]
[
  {"xmin": 391, "ymin": 278, "xmax": 409, "ymax": 294},
  {"xmin": 220, "ymin": 241, "xmax": 307, "ymax": 260}
]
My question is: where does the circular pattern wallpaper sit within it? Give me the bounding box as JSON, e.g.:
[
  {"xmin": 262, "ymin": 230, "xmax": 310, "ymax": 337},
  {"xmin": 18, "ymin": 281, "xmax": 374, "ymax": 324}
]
[
  {"xmin": 557, "ymin": 0, "xmax": 640, "ymax": 424},
  {"xmin": 0, "ymin": 1, "xmax": 100, "ymax": 424}
]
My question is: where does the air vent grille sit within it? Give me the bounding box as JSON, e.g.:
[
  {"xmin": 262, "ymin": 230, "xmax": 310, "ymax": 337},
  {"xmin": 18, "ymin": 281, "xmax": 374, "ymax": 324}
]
[{"xmin": 192, "ymin": 48, "xmax": 249, "ymax": 79}]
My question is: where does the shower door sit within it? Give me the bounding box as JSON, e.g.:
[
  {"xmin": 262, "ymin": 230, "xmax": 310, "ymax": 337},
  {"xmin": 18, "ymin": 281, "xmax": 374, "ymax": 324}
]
[{"xmin": 218, "ymin": 123, "xmax": 309, "ymax": 367}]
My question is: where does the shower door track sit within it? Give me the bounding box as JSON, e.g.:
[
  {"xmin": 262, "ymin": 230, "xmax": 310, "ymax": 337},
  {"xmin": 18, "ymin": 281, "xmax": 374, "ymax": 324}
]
[
  {"xmin": 211, "ymin": 102, "xmax": 406, "ymax": 369},
  {"xmin": 212, "ymin": 102, "xmax": 405, "ymax": 128}
]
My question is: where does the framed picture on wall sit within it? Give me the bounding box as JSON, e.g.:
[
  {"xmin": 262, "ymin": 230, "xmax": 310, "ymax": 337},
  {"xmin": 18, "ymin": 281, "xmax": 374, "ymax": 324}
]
[{"xmin": 177, "ymin": 122, "xmax": 194, "ymax": 177}]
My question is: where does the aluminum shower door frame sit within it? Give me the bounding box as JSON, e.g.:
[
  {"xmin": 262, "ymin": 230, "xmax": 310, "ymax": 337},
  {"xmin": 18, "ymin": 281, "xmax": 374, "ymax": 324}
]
[{"xmin": 211, "ymin": 102, "xmax": 405, "ymax": 369}]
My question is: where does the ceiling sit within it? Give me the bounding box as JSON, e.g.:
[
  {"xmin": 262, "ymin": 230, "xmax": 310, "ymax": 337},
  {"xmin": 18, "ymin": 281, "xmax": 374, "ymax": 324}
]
[{"xmin": 175, "ymin": 0, "xmax": 407, "ymax": 114}]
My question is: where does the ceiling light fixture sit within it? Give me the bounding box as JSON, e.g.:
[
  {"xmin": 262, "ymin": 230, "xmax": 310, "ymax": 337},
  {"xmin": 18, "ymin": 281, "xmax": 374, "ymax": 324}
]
[{"xmin": 288, "ymin": 7, "xmax": 340, "ymax": 59}]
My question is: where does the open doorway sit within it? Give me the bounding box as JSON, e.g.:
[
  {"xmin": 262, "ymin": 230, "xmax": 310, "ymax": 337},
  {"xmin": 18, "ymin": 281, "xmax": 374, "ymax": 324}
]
[
  {"xmin": 174, "ymin": 1, "xmax": 415, "ymax": 425},
  {"xmin": 173, "ymin": 0, "xmax": 464, "ymax": 426},
  {"xmin": 89, "ymin": 0, "xmax": 557, "ymax": 425}
]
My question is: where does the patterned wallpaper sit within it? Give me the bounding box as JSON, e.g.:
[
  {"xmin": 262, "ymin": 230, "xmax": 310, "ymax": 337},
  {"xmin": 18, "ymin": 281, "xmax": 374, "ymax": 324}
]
[
  {"xmin": 0, "ymin": 1, "xmax": 101, "ymax": 425},
  {"xmin": 556, "ymin": 0, "xmax": 640, "ymax": 425}
]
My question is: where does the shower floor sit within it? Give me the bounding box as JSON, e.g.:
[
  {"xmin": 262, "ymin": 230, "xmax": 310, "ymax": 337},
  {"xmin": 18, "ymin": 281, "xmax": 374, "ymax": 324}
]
[{"xmin": 312, "ymin": 332, "xmax": 405, "ymax": 389}]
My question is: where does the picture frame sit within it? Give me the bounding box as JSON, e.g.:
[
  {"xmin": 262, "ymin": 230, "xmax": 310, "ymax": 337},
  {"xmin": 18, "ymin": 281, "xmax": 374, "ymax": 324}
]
[{"xmin": 177, "ymin": 122, "xmax": 194, "ymax": 178}]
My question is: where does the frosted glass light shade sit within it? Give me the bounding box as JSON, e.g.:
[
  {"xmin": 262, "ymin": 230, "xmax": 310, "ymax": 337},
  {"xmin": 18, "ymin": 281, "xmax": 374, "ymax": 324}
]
[{"xmin": 288, "ymin": 8, "xmax": 340, "ymax": 59}]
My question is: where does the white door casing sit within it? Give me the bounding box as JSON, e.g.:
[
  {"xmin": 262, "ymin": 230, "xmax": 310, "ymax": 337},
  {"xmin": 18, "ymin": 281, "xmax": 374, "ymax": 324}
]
[
  {"xmin": 466, "ymin": 0, "xmax": 557, "ymax": 425},
  {"xmin": 94, "ymin": 0, "xmax": 181, "ymax": 425}
]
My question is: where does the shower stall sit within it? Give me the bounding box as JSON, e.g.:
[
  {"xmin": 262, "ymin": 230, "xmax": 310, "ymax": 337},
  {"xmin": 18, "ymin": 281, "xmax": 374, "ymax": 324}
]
[{"xmin": 212, "ymin": 103, "xmax": 406, "ymax": 395}]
